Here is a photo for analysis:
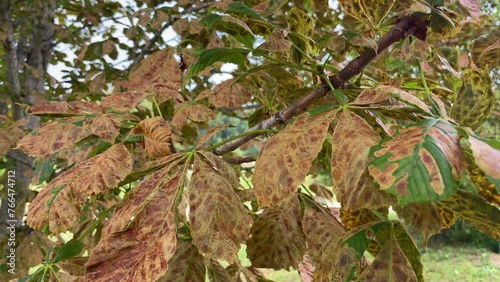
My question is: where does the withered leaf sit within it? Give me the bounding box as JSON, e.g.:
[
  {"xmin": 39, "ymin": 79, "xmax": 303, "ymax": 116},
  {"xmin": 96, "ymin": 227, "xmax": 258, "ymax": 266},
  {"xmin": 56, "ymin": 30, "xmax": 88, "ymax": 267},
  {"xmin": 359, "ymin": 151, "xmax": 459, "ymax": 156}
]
[
  {"xmin": 27, "ymin": 144, "xmax": 132, "ymax": 233},
  {"xmin": 131, "ymin": 117, "xmax": 173, "ymax": 158},
  {"xmin": 254, "ymin": 110, "xmax": 337, "ymax": 206},
  {"xmin": 171, "ymin": 103, "xmax": 215, "ymax": 129},
  {"xmin": 101, "ymin": 92, "xmax": 150, "ymax": 112},
  {"xmin": 209, "ymin": 79, "xmax": 252, "ymax": 109},
  {"xmin": 159, "ymin": 243, "xmax": 206, "ymax": 282},
  {"xmin": 88, "ymin": 113, "xmax": 121, "ymax": 142}
]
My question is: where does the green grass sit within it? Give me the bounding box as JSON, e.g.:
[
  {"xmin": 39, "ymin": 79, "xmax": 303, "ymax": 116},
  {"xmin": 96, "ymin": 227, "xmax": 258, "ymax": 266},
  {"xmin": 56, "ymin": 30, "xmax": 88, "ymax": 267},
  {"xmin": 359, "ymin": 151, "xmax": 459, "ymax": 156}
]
[{"xmin": 237, "ymin": 246, "xmax": 500, "ymax": 281}]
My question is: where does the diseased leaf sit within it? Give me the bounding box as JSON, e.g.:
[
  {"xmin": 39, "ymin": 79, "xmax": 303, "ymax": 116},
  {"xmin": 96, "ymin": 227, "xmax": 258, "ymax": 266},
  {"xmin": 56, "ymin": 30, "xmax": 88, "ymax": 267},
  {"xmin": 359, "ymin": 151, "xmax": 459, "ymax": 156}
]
[
  {"xmin": 128, "ymin": 48, "xmax": 181, "ymax": 91},
  {"xmin": 101, "ymin": 92, "xmax": 150, "ymax": 112},
  {"xmin": 471, "ymin": 27, "xmax": 500, "ymax": 69},
  {"xmin": 200, "ymin": 14, "xmax": 255, "ymax": 47},
  {"xmin": 198, "ymin": 151, "xmax": 239, "ymax": 188},
  {"xmin": 18, "ymin": 117, "xmax": 92, "ymax": 157},
  {"xmin": 339, "ymin": 0, "xmax": 396, "ymax": 26},
  {"xmin": 460, "ymin": 132, "xmax": 500, "ymax": 206},
  {"xmin": 27, "ymin": 144, "xmax": 132, "ymax": 233},
  {"xmin": 258, "ymin": 0, "xmax": 288, "ymax": 17},
  {"xmin": 429, "ymin": 8, "xmax": 462, "ymax": 39},
  {"xmin": 450, "ymin": 69, "xmax": 495, "ymax": 130},
  {"xmin": 89, "ymin": 113, "xmax": 121, "ymax": 142},
  {"xmin": 209, "ymin": 79, "xmax": 252, "ymax": 109},
  {"xmin": 86, "ymin": 162, "xmax": 184, "ymax": 282},
  {"xmin": 207, "ymin": 261, "xmax": 233, "ymax": 282},
  {"xmin": 395, "ymin": 203, "xmax": 455, "ymax": 244},
  {"xmin": 158, "ymin": 243, "xmax": 206, "ymax": 282},
  {"xmin": 439, "ymin": 190, "xmax": 500, "ymax": 240},
  {"xmin": 247, "ymin": 197, "xmax": 306, "ymax": 269},
  {"xmin": 339, "ymin": 207, "xmax": 381, "ymax": 231},
  {"xmin": 171, "ymin": 103, "xmax": 215, "ymax": 129},
  {"xmin": 28, "ymin": 101, "xmax": 103, "ymax": 116},
  {"xmin": 368, "ymin": 119, "xmax": 466, "ymax": 205},
  {"xmin": 0, "ymin": 119, "xmax": 28, "ymax": 157},
  {"xmin": 254, "ymin": 110, "xmax": 337, "ymax": 206},
  {"xmin": 331, "ymin": 111, "xmax": 393, "ymax": 210},
  {"xmin": 188, "ymin": 155, "xmax": 250, "ymax": 263},
  {"xmin": 358, "ymin": 232, "xmax": 418, "ymax": 282},
  {"xmin": 196, "ymin": 124, "xmax": 230, "ymax": 149},
  {"xmin": 131, "ymin": 117, "xmax": 173, "ymax": 158}
]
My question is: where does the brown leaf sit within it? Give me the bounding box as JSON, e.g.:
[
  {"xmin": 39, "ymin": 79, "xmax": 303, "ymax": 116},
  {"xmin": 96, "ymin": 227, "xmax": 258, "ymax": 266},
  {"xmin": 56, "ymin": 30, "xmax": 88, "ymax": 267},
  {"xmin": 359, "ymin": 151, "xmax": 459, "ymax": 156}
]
[
  {"xmin": 0, "ymin": 119, "xmax": 28, "ymax": 157},
  {"xmin": 198, "ymin": 150, "xmax": 239, "ymax": 188},
  {"xmin": 171, "ymin": 104, "xmax": 215, "ymax": 129},
  {"xmin": 331, "ymin": 111, "xmax": 392, "ymax": 210},
  {"xmin": 395, "ymin": 203, "xmax": 451, "ymax": 244},
  {"xmin": 247, "ymin": 197, "xmax": 306, "ymax": 269},
  {"xmin": 209, "ymin": 79, "xmax": 252, "ymax": 109},
  {"xmin": 29, "ymin": 101, "xmax": 103, "ymax": 115},
  {"xmin": 128, "ymin": 48, "xmax": 181, "ymax": 91},
  {"xmin": 259, "ymin": 28, "xmax": 293, "ymax": 52},
  {"xmin": 254, "ymin": 110, "xmax": 337, "ymax": 206},
  {"xmin": 131, "ymin": 117, "xmax": 173, "ymax": 158},
  {"xmin": 158, "ymin": 243, "xmax": 206, "ymax": 282},
  {"xmin": 17, "ymin": 117, "xmax": 93, "ymax": 157},
  {"xmin": 195, "ymin": 124, "xmax": 230, "ymax": 149},
  {"xmin": 26, "ymin": 144, "xmax": 132, "ymax": 233},
  {"xmin": 188, "ymin": 155, "xmax": 250, "ymax": 263},
  {"xmin": 86, "ymin": 164, "xmax": 183, "ymax": 282},
  {"xmin": 88, "ymin": 113, "xmax": 121, "ymax": 142},
  {"xmin": 357, "ymin": 233, "xmax": 418, "ymax": 282},
  {"xmin": 101, "ymin": 92, "xmax": 150, "ymax": 112}
]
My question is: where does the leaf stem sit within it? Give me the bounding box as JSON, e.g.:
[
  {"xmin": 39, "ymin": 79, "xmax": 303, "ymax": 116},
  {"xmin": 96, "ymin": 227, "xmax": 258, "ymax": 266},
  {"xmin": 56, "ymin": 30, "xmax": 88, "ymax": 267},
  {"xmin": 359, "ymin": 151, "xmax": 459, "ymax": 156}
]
[{"xmin": 417, "ymin": 59, "xmax": 441, "ymax": 116}]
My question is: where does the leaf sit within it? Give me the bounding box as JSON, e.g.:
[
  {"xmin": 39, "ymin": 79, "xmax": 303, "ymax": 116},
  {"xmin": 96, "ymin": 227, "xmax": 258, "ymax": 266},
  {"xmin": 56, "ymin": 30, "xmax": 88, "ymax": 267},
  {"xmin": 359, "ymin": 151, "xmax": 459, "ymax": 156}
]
[
  {"xmin": 339, "ymin": 0, "xmax": 396, "ymax": 26},
  {"xmin": 18, "ymin": 117, "xmax": 93, "ymax": 157},
  {"xmin": 459, "ymin": 0, "xmax": 480, "ymax": 18},
  {"xmin": 258, "ymin": 0, "xmax": 288, "ymax": 17},
  {"xmin": 185, "ymin": 48, "xmax": 250, "ymax": 81},
  {"xmin": 86, "ymin": 162, "xmax": 184, "ymax": 282},
  {"xmin": 368, "ymin": 119, "xmax": 466, "ymax": 205},
  {"xmin": 100, "ymin": 92, "xmax": 150, "ymax": 112},
  {"xmin": 171, "ymin": 103, "xmax": 215, "ymax": 129},
  {"xmin": 439, "ymin": 190, "xmax": 500, "ymax": 240},
  {"xmin": 52, "ymin": 239, "xmax": 85, "ymax": 263},
  {"xmin": 198, "ymin": 150, "xmax": 239, "ymax": 188},
  {"xmin": 247, "ymin": 197, "xmax": 306, "ymax": 269},
  {"xmin": 195, "ymin": 124, "xmax": 230, "ymax": 149},
  {"xmin": 254, "ymin": 110, "xmax": 337, "ymax": 206},
  {"xmin": 429, "ymin": 8, "xmax": 462, "ymax": 39},
  {"xmin": 89, "ymin": 113, "xmax": 121, "ymax": 142},
  {"xmin": 209, "ymin": 79, "xmax": 252, "ymax": 109},
  {"xmin": 258, "ymin": 28, "xmax": 293, "ymax": 53},
  {"xmin": 188, "ymin": 154, "xmax": 250, "ymax": 263},
  {"xmin": 128, "ymin": 48, "xmax": 181, "ymax": 91},
  {"xmin": 450, "ymin": 69, "xmax": 495, "ymax": 130},
  {"xmin": 394, "ymin": 203, "xmax": 454, "ymax": 244},
  {"xmin": 471, "ymin": 27, "xmax": 500, "ymax": 69},
  {"xmin": 131, "ymin": 117, "xmax": 173, "ymax": 158},
  {"xmin": 331, "ymin": 111, "xmax": 393, "ymax": 210},
  {"xmin": 158, "ymin": 243, "xmax": 206, "ymax": 282},
  {"xmin": 199, "ymin": 14, "xmax": 255, "ymax": 48},
  {"xmin": 26, "ymin": 144, "xmax": 132, "ymax": 233},
  {"xmin": 357, "ymin": 232, "xmax": 418, "ymax": 281},
  {"xmin": 460, "ymin": 132, "xmax": 500, "ymax": 206},
  {"xmin": 226, "ymin": 2, "xmax": 267, "ymax": 21},
  {"xmin": 28, "ymin": 101, "xmax": 103, "ymax": 116}
]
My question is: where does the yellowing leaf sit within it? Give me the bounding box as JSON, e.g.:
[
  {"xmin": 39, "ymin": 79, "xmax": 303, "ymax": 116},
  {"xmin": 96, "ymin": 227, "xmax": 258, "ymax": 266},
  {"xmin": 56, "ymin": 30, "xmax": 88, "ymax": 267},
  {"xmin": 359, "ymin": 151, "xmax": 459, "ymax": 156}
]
[
  {"xmin": 339, "ymin": 0, "xmax": 396, "ymax": 27},
  {"xmin": 188, "ymin": 155, "xmax": 250, "ymax": 263},
  {"xmin": 26, "ymin": 144, "xmax": 132, "ymax": 233},
  {"xmin": 254, "ymin": 110, "xmax": 336, "ymax": 206},
  {"xmin": 331, "ymin": 111, "xmax": 393, "ymax": 210},
  {"xmin": 471, "ymin": 27, "xmax": 500, "ymax": 69},
  {"xmin": 368, "ymin": 119, "xmax": 466, "ymax": 205},
  {"xmin": 258, "ymin": 28, "xmax": 293, "ymax": 52},
  {"xmin": 28, "ymin": 101, "xmax": 102, "ymax": 116},
  {"xmin": 86, "ymin": 164, "xmax": 183, "ymax": 282},
  {"xmin": 18, "ymin": 117, "xmax": 92, "ymax": 157},
  {"xmin": 247, "ymin": 197, "xmax": 306, "ymax": 269},
  {"xmin": 358, "ymin": 233, "xmax": 418, "ymax": 281},
  {"xmin": 450, "ymin": 69, "xmax": 495, "ymax": 130},
  {"xmin": 209, "ymin": 79, "xmax": 252, "ymax": 109},
  {"xmin": 131, "ymin": 117, "xmax": 173, "ymax": 158}
]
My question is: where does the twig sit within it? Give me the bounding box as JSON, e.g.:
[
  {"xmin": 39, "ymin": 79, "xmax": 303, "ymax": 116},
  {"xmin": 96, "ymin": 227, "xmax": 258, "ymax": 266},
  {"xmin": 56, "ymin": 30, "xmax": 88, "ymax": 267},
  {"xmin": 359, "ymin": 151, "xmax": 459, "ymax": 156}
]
[{"xmin": 213, "ymin": 13, "xmax": 428, "ymax": 156}]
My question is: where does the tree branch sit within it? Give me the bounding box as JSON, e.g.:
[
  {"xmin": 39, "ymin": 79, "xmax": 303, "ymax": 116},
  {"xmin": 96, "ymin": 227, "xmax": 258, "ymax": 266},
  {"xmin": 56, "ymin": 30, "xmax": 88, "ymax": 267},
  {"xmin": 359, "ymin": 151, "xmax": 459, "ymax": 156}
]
[{"xmin": 213, "ymin": 13, "xmax": 428, "ymax": 156}]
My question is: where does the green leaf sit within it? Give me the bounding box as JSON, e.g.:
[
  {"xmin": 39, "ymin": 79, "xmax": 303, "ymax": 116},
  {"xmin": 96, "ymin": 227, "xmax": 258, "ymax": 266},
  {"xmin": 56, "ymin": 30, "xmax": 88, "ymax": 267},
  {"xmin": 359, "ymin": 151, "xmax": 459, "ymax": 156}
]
[
  {"xmin": 52, "ymin": 239, "xmax": 85, "ymax": 263},
  {"xmin": 368, "ymin": 119, "xmax": 466, "ymax": 205},
  {"xmin": 199, "ymin": 14, "xmax": 255, "ymax": 47},
  {"xmin": 185, "ymin": 48, "xmax": 250, "ymax": 81},
  {"xmin": 227, "ymin": 2, "xmax": 266, "ymax": 21}
]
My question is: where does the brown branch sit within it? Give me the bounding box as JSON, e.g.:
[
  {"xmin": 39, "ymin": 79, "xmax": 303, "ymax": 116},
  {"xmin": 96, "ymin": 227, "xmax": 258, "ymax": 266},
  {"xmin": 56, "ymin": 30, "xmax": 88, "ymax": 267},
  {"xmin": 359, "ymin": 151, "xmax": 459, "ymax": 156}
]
[
  {"xmin": 213, "ymin": 13, "xmax": 428, "ymax": 156},
  {"xmin": 223, "ymin": 156, "xmax": 256, "ymax": 165}
]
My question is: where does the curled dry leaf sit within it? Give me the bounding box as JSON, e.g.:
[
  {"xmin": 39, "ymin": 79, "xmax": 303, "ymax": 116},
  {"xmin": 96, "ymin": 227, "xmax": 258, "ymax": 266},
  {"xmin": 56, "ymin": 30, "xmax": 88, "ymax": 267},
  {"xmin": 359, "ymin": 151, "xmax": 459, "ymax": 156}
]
[
  {"xmin": 209, "ymin": 79, "xmax": 252, "ymax": 109},
  {"xmin": 131, "ymin": 117, "xmax": 173, "ymax": 158},
  {"xmin": 27, "ymin": 144, "xmax": 132, "ymax": 233},
  {"xmin": 88, "ymin": 113, "xmax": 122, "ymax": 142}
]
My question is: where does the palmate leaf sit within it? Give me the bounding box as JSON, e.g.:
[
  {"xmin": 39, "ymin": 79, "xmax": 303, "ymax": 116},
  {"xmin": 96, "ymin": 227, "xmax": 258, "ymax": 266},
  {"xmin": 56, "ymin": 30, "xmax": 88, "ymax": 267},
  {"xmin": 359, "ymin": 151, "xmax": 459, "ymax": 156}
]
[
  {"xmin": 339, "ymin": 0, "xmax": 396, "ymax": 27},
  {"xmin": 368, "ymin": 119, "xmax": 466, "ymax": 205},
  {"xmin": 26, "ymin": 144, "xmax": 132, "ymax": 233},
  {"xmin": 199, "ymin": 14, "xmax": 255, "ymax": 48},
  {"xmin": 171, "ymin": 103, "xmax": 215, "ymax": 130},
  {"xmin": 254, "ymin": 110, "xmax": 337, "ymax": 206},
  {"xmin": 331, "ymin": 110, "xmax": 394, "ymax": 210},
  {"xmin": 85, "ymin": 158, "xmax": 185, "ymax": 282},
  {"xmin": 247, "ymin": 197, "xmax": 306, "ymax": 270},
  {"xmin": 131, "ymin": 117, "xmax": 173, "ymax": 158},
  {"xmin": 188, "ymin": 153, "xmax": 250, "ymax": 263},
  {"xmin": 158, "ymin": 243, "xmax": 206, "ymax": 282}
]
